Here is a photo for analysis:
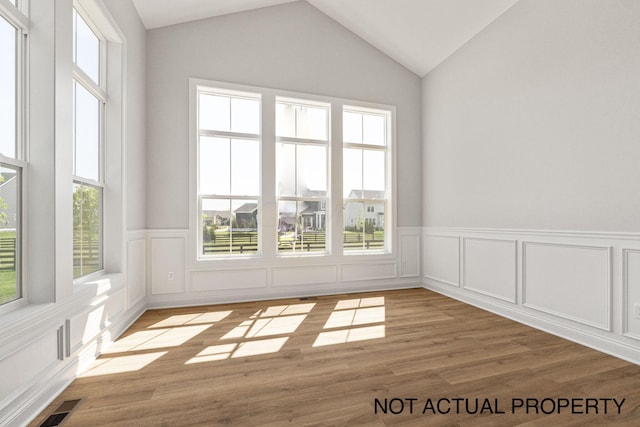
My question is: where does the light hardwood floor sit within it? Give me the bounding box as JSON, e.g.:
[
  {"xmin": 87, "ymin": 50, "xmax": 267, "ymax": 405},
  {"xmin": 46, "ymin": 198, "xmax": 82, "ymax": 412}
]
[{"xmin": 31, "ymin": 288, "xmax": 640, "ymax": 426}]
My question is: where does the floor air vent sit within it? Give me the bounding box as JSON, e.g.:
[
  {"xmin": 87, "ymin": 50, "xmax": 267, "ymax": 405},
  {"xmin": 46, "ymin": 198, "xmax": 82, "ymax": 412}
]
[{"xmin": 39, "ymin": 399, "xmax": 82, "ymax": 427}]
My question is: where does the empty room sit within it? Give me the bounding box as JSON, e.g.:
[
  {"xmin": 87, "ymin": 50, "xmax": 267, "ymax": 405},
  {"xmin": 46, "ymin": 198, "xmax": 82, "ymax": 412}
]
[{"xmin": 1, "ymin": 0, "xmax": 639, "ymax": 425}]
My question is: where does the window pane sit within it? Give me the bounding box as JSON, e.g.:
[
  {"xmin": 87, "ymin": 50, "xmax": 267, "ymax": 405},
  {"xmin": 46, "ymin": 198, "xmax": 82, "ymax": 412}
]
[
  {"xmin": 343, "ymin": 148, "xmax": 362, "ymax": 198},
  {"xmin": 231, "ymin": 199, "xmax": 258, "ymax": 254},
  {"xmin": 0, "ymin": 17, "xmax": 16, "ymax": 159},
  {"xmin": 0, "ymin": 164, "xmax": 20, "ymax": 305},
  {"xmin": 199, "ymin": 94, "xmax": 230, "ymax": 132},
  {"xmin": 343, "ymin": 111, "xmax": 362, "ymax": 144},
  {"xmin": 73, "ymin": 183, "xmax": 102, "ymax": 278},
  {"xmin": 202, "ymin": 198, "xmax": 231, "ymax": 255},
  {"xmin": 297, "ymin": 144, "xmax": 326, "ymax": 197},
  {"xmin": 363, "ymin": 114, "xmax": 385, "ymax": 146},
  {"xmin": 231, "ymin": 98, "xmax": 259, "ymax": 134},
  {"xmin": 276, "ymin": 102, "xmax": 328, "ymax": 140},
  {"xmin": 344, "ymin": 201, "xmax": 384, "ymax": 251},
  {"xmin": 201, "ymin": 199, "xmax": 258, "ymax": 256},
  {"xmin": 278, "ymin": 201, "xmax": 326, "ymax": 254},
  {"xmin": 297, "ymin": 106, "xmax": 327, "ymax": 140},
  {"xmin": 74, "ymin": 81, "xmax": 100, "ymax": 181},
  {"xmin": 363, "ymin": 149, "xmax": 385, "ymax": 193},
  {"xmin": 276, "ymin": 143, "xmax": 296, "ymax": 197},
  {"xmin": 200, "ymin": 137, "xmax": 230, "ymax": 195},
  {"xmin": 231, "ymin": 139, "xmax": 259, "ymax": 195},
  {"xmin": 73, "ymin": 9, "xmax": 100, "ymax": 84}
]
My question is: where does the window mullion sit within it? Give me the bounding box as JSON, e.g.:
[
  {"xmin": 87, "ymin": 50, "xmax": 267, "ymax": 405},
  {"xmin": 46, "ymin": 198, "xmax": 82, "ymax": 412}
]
[
  {"xmin": 0, "ymin": 1, "xmax": 29, "ymax": 30},
  {"xmin": 73, "ymin": 67, "xmax": 106, "ymax": 102}
]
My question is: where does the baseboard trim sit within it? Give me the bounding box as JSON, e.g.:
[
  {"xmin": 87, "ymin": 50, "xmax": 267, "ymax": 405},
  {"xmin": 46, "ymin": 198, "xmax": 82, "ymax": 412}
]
[
  {"xmin": 7, "ymin": 299, "xmax": 147, "ymax": 427},
  {"xmin": 146, "ymin": 278, "xmax": 421, "ymax": 309}
]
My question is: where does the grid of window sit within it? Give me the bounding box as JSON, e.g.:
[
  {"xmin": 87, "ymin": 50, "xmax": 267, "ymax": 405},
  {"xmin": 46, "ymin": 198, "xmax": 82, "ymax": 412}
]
[
  {"xmin": 343, "ymin": 107, "xmax": 389, "ymax": 252},
  {"xmin": 276, "ymin": 99, "xmax": 329, "ymax": 254},
  {"xmin": 72, "ymin": 8, "xmax": 104, "ymax": 279},
  {"xmin": 197, "ymin": 90, "xmax": 261, "ymax": 256},
  {"xmin": 0, "ymin": 3, "xmax": 25, "ymax": 306}
]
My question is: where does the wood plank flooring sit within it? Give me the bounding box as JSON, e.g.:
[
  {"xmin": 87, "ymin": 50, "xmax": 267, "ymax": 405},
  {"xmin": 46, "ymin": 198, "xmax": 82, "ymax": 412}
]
[{"xmin": 30, "ymin": 288, "xmax": 640, "ymax": 426}]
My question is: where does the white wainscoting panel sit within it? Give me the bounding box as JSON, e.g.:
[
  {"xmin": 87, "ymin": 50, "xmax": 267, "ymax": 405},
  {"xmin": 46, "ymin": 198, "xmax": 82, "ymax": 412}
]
[
  {"xmin": 423, "ymin": 234, "xmax": 459, "ymax": 286},
  {"xmin": 104, "ymin": 289, "xmax": 126, "ymax": 328},
  {"xmin": 341, "ymin": 262, "xmax": 397, "ymax": 282},
  {"xmin": 151, "ymin": 237, "xmax": 185, "ymax": 295},
  {"xmin": 400, "ymin": 233, "xmax": 421, "ymax": 278},
  {"xmin": 191, "ymin": 268, "xmax": 268, "ymax": 291},
  {"xmin": 127, "ymin": 238, "xmax": 146, "ymax": 307},
  {"xmin": 0, "ymin": 329, "xmax": 60, "ymax": 404},
  {"xmin": 523, "ymin": 242, "xmax": 611, "ymax": 330},
  {"xmin": 624, "ymin": 249, "xmax": 640, "ymax": 340},
  {"xmin": 272, "ymin": 265, "xmax": 337, "ymax": 287},
  {"xmin": 67, "ymin": 304, "xmax": 105, "ymax": 356},
  {"xmin": 462, "ymin": 237, "xmax": 517, "ymax": 303}
]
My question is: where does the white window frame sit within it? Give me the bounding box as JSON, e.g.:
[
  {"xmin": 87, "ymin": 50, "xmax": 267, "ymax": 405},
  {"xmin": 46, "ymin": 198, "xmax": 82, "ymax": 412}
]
[
  {"xmin": 195, "ymin": 86, "xmax": 263, "ymax": 259},
  {"xmin": 343, "ymin": 105, "xmax": 393, "ymax": 254},
  {"xmin": 0, "ymin": 0, "xmax": 28, "ymax": 314},
  {"xmin": 71, "ymin": 5, "xmax": 105, "ymax": 281},
  {"xmin": 275, "ymin": 96, "xmax": 331, "ymax": 256},
  {"xmin": 69, "ymin": 0, "xmax": 125, "ymax": 290}
]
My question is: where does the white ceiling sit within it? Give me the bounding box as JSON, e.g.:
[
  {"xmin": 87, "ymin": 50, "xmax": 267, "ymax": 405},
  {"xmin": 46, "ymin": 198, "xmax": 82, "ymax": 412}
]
[{"xmin": 131, "ymin": 0, "xmax": 520, "ymax": 77}]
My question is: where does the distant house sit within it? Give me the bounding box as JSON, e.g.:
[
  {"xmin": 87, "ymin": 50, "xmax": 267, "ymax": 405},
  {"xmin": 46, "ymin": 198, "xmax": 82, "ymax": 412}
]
[
  {"xmin": 0, "ymin": 172, "xmax": 17, "ymax": 230},
  {"xmin": 344, "ymin": 190, "xmax": 385, "ymax": 231},
  {"xmin": 278, "ymin": 190, "xmax": 327, "ymax": 232},
  {"xmin": 234, "ymin": 203, "xmax": 258, "ymax": 229},
  {"xmin": 202, "ymin": 210, "xmax": 231, "ymax": 227}
]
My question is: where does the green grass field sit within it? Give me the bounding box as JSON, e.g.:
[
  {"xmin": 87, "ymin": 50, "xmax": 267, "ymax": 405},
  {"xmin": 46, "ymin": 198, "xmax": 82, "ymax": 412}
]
[
  {"xmin": 0, "ymin": 230, "xmax": 17, "ymax": 304},
  {"xmin": 0, "ymin": 271, "xmax": 17, "ymax": 304}
]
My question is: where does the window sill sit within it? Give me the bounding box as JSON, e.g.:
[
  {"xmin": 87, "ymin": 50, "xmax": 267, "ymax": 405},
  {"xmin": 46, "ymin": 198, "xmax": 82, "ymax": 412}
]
[{"xmin": 73, "ymin": 272, "xmax": 125, "ymax": 299}]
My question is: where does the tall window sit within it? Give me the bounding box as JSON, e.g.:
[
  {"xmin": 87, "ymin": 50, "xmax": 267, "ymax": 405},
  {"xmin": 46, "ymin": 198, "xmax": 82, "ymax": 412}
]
[
  {"xmin": 343, "ymin": 107, "xmax": 390, "ymax": 252},
  {"xmin": 276, "ymin": 99, "xmax": 329, "ymax": 254},
  {"xmin": 197, "ymin": 88, "xmax": 261, "ymax": 257},
  {"xmin": 72, "ymin": 8, "xmax": 104, "ymax": 278},
  {"xmin": 0, "ymin": 2, "xmax": 26, "ymax": 306}
]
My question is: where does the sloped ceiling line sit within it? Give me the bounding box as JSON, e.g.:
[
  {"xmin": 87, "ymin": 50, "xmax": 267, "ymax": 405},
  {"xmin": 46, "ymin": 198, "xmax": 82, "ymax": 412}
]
[{"xmin": 131, "ymin": 0, "xmax": 520, "ymax": 76}]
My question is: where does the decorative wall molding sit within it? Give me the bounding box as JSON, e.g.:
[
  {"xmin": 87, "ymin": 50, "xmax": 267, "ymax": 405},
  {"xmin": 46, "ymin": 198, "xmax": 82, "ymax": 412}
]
[
  {"xmin": 422, "ymin": 234, "xmax": 460, "ymax": 287},
  {"xmin": 522, "ymin": 241, "xmax": 611, "ymax": 331},
  {"xmin": 191, "ymin": 268, "xmax": 268, "ymax": 291},
  {"xmin": 423, "ymin": 226, "xmax": 640, "ymax": 241},
  {"xmin": 272, "ymin": 265, "xmax": 337, "ymax": 287},
  {"xmin": 399, "ymin": 231, "xmax": 421, "ymax": 278},
  {"xmin": 146, "ymin": 227, "xmax": 422, "ymax": 308},
  {"xmin": 623, "ymin": 249, "xmax": 640, "ymax": 341},
  {"xmin": 462, "ymin": 237, "xmax": 517, "ymax": 303},
  {"xmin": 423, "ymin": 227, "xmax": 640, "ymax": 365}
]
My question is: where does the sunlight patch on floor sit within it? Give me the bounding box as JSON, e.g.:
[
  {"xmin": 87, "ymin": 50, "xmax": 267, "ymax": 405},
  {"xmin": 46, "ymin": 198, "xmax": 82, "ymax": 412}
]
[
  {"xmin": 313, "ymin": 297, "xmax": 386, "ymax": 347},
  {"xmin": 186, "ymin": 337, "xmax": 289, "ymax": 363},
  {"xmin": 103, "ymin": 324, "xmax": 211, "ymax": 353},
  {"xmin": 313, "ymin": 325, "xmax": 385, "ymax": 347},
  {"xmin": 149, "ymin": 311, "xmax": 233, "ymax": 328},
  {"xmin": 80, "ymin": 352, "xmax": 167, "ymax": 377}
]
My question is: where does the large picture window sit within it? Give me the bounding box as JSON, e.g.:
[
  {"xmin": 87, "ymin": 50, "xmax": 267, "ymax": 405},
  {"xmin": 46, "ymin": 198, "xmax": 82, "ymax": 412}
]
[
  {"xmin": 197, "ymin": 89, "xmax": 261, "ymax": 256},
  {"xmin": 0, "ymin": 4, "xmax": 26, "ymax": 306},
  {"xmin": 72, "ymin": 8, "xmax": 104, "ymax": 278},
  {"xmin": 343, "ymin": 107, "xmax": 390, "ymax": 252},
  {"xmin": 192, "ymin": 80, "xmax": 393, "ymax": 262},
  {"xmin": 276, "ymin": 99, "xmax": 329, "ymax": 254}
]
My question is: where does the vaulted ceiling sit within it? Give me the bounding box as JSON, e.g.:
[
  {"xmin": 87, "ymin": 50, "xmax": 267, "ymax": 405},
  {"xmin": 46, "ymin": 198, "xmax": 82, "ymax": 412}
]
[{"xmin": 131, "ymin": 0, "xmax": 519, "ymax": 77}]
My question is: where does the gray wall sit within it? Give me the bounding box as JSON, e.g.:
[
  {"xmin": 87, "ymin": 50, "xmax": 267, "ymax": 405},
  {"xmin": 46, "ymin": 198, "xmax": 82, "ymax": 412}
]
[
  {"xmin": 146, "ymin": 0, "xmax": 422, "ymax": 229},
  {"xmin": 423, "ymin": 0, "xmax": 640, "ymax": 232},
  {"xmin": 104, "ymin": 0, "xmax": 147, "ymax": 231}
]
